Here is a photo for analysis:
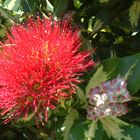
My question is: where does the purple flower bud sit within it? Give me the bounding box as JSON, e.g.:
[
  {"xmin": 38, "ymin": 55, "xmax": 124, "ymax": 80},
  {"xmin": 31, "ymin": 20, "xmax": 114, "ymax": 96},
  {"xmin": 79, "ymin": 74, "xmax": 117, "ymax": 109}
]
[{"xmin": 87, "ymin": 77, "xmax": 131, "ymax": 120}]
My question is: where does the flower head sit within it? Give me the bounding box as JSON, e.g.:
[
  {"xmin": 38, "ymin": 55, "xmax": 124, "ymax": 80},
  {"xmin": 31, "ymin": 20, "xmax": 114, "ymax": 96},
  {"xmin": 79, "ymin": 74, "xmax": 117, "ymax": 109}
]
[
  {"xmin": 87, "ymin": 77, "xmax": 131, "ymax": 121},
  {"xmin": 0, "ymin": 17, "xmax": 93, "ymax": 125}
]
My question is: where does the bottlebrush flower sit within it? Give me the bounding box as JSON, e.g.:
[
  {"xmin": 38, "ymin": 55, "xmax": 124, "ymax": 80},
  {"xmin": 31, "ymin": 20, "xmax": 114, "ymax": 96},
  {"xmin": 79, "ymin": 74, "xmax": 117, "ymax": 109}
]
[{"xmin": 0, "ymin": 17, "xmax": 93, "ymax": 125}]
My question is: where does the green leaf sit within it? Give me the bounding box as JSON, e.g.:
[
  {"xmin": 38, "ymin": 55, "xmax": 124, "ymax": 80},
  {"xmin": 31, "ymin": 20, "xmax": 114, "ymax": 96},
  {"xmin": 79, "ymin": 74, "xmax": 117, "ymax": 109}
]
[
  {"xmin": 118, "ymin": 54, "xmax": 139, "ymax": 94},
  {"xmin": 0, "ymin": 4, "xmax": 15, "ymax": 23},
  {"xmin": 129, "ymin": 0, "xmax": 140, "ymax": 27},
  {"xmin": 54, "ymin": 0, "xmax": 68, "ymax": 17},
  {"xmin": 63, "ymin": 108, "xmax": 79, "ymax": 140},
  {"xmin": 76, "ymin": 87, "xmax": 87, "ymax": 106},
  {"xmin": 3, "ymin": 0, "xmax": 21, "ymax": 11},
  {"xmin": 12, "ymin": 112, "xmax": 36, "ymax": 128},
  {"xmin": 91, "ymin": 19, "xmax": 103, "ymax": 36},
  {"xmin": 20, "ymin": 0, "xmax": 35, "ymax": 13},
  {"xmin": 85, "ymin": 121, "xmax": 97, "ymax": 140},
  {"xmin": 94, "ymin": 121, "xmax": 104, "ymax": 140},
  {"xmin": 88, "ymin": 17, "xmax": 94, "ymax": 32},
  {"xmin": 69, "ymin": 117, "xmax": 104, "ymax": 140},
  {"xmin": 86, "ymin": 65, "xmax": 108, "ymax": 95},
  {"xmin": 99, "ymin": 0, "xmax": 109, "ymax": 4},
  {"xmin": 123, "ymin": 125, "xmax": 140, "ymax": 140},
  {"xmin": 73, "ymin": 0, "xmax": 81, "ymax": 8},
  {"xmin": 102, "ymin": 52, "xmax": 140, "ymax": 94},
  {"xmin": 100, "ymin": 116, "xmax": 132, "ymax": 140},
  {"xmin": 0, "ymin": 27, "xmax": 6, "ymax": 38},
  {"xmin": 102, "ymin": 58, "xmax": 121, "ymax": 76},
  {"xmin": 46, "ymin": 0, "xmax": 53, "ymax": 12},
  {"xmin": 69, "ymin": 116, "xmax": 88, "ymax": 140}
]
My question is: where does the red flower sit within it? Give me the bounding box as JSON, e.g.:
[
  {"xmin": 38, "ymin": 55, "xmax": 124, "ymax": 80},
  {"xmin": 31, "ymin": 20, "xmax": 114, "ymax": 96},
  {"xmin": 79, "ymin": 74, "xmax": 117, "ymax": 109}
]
[{"xmin": 0, "ymin": 17, "xmax": 93, "ymax": 125}]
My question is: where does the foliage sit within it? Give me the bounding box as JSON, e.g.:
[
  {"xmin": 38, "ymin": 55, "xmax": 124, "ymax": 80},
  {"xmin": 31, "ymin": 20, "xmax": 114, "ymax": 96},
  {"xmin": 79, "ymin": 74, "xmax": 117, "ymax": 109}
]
[{"xmin": 0, "ymin": 0, "xmax": 140, "ymax": 140}]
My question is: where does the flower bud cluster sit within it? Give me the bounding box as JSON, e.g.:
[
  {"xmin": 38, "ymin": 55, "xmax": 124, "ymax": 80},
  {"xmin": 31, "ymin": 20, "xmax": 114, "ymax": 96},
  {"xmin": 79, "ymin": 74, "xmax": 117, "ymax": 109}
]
[{"xmin": 87, "ymin": 77, "xmax": 131, "ymax": 121}]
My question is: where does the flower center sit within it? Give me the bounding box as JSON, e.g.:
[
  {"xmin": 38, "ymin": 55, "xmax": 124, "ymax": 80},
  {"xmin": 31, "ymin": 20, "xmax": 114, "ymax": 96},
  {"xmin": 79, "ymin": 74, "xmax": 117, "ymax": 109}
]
[
  {"xmin": 32, "ymin": 83, "xmax": 41, "ymax": 93},
  {"xmin": 26, "ymin": 96, "xmax": 33, "ymax": 102}
]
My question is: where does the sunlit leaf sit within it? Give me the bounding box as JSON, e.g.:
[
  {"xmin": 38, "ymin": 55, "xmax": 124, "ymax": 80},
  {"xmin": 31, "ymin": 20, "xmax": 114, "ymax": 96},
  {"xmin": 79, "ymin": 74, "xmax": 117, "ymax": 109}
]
[
  {"xmin": 129, "ymin": 0, "xmax": 140, "ymax": 27},
  {"xmin": 85, "ymin": 121, "xmax": 97, "ymax": 140},
  {"xmin": 0, "ymin": 4, "xmax": 15, "ymax": 23},
  {"xmin": 73, "ymin": 0, "xmax": 81, "ymax": 8},
  {"xmin": 92, "ymin": 19, "xmax": 103, "ymax": 35},
  {"xmin": 100, "ymin": 116, "xmax": 132, "ymax": 140},
  {"xmin": 46, "ymin": 0, "xmax": 53, "ymax": 12},
  {"xmin": 3, "ymin": 0, "xmax": 21, "ymax": 11},
  {"xmin": 63, "ymin": 108, "xmax": 79, "ymax": 140},
  {"xmin": 86, "ymin": 65, "xmax": 108, "ymax": 95}
]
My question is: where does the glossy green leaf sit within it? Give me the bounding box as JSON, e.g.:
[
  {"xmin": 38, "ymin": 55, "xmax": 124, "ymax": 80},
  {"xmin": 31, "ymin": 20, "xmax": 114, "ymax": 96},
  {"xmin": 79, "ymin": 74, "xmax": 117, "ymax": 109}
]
[
  {"xmin": 123, "ymin": 125, "xmax": 140, "ymax": 140},
  {"xmin": 20, "ymin": 0, "xmax": 34, "ymax": 13},
  {"xmin": 54, "ymin": 0, "xmax": 68, "ymax": 16},
  {"xmin": 69, "ymin": 118, "xmax": 104, "ymax": 140},
  {"xmin": 102, "ymin": 52, "xmax": 140, "ymax": 94},
  {"xmin": 69, "ymin": 117, "xmax": 88, "ymax": 140}
]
